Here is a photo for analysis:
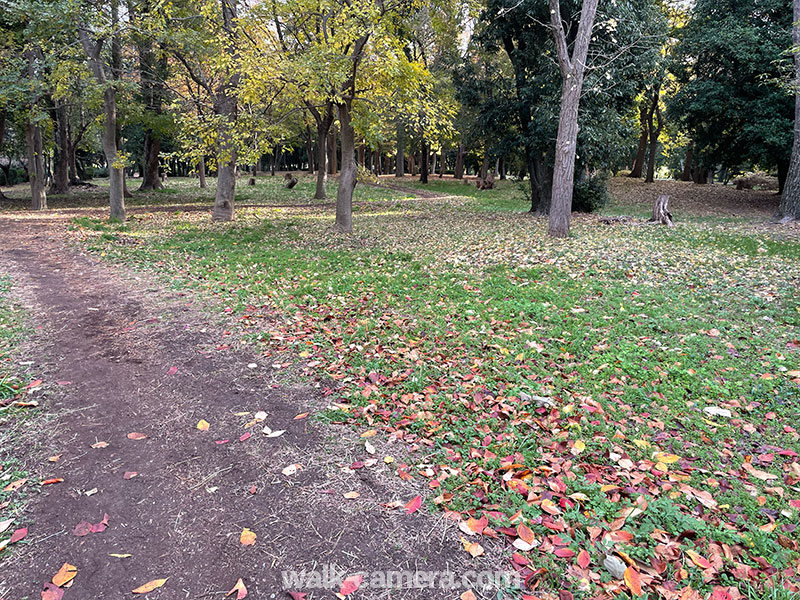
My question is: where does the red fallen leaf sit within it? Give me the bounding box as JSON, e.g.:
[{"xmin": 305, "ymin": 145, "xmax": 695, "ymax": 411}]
[
  {"xmin": 225, "ymin": 578, "xmax": 248, "ymax": 599},
  {"xmin": 624, "ymin": 567, "xmax": 643, "ymax": 596},
  {"xmin": 559, "ymin": 592, "xmax": 574, "ymax": 600},
  {"xmin": 340, "ymin": 574, "xmax": 363, "ymax": 596},
  {"xmin": 26, "ymin": 379, "xmax": 43, "ymax": 389},
  {"xmin": 287, "ymin": 593, "xmax": 307, "ymax": 600},
  {"xmin": 41, "ymin": 582, "xmax": 64, "ymax": 600},
  {"xmin": 41, "ymin": 478, "xmax": 63, "ymax": 486},
  {"xmin": 215, "ymin": 439, "xmax": 230, "ymax": 445},
  {"xmin": 685, "ymin": 549, "xmax": 712, "ymax": 569},
  {"xmin": 73, "ymin": 521, "xmax": 92, "ymax": 536},
  {"xmin": 10, "ymin": 527, "xmax": 27, "ymax": 543},
  {"xmin": 167, "ymin": 366, "xmax": 178, "ymax": 375},
  {"xmin": 405, "ymin": 495, "xmax": 422, "ymax": 514},
  {"xmin": 123, "ymin": 471, "xmax": 138, "ymax": 479},
  {"xmin": 577, "ymin": 549, "xmax": 590, "ymax": 569},
  {"xmin": 249, "ymin": 485, "xmax": 257, "ymax": 494},
  {"xmin": 294, "ymin": 412, "xmax": 309, "ymax": 420},
  {"xmin": 127, "ymin": 432, "xmax": 147, "ymax": 440},
  {"xmin": 56, "ymin": 380, "xmax": 72, "ymax": 386},
  {"xmin": 554, "ymin": 548, "xmax": 575, "ymax": 559},
  {"xmin": 239, "ymin": 432, "xmax": 252, "ymax": 442},
  {"xmin": 91, "ymin": 514, "xmax": 110, "ymax": 533}
]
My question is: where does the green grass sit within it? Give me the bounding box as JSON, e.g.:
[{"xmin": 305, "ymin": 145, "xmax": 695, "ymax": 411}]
[
  {"xmin": 69, "ymin": 178, "xmax": 800, "ymax": 597},
  {"xmin": 0, "ymin": 276, "xmax": 32, "ymax": 556}
]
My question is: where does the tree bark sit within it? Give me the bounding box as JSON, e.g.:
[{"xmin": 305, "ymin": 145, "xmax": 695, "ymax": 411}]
[
  {"xmin": 420, "ymin": 141, "xmax": 429, "ymax": 184},
  {"xmin": 49, "ymin": 99, "xmax": 70, "ymax": 195},
  {"xmin": 26, "ymin": 121, "xmax": 47, "ymax": 210},
  {"xmin": 327, "ymin": 127, "xmax": 337, "ymax": 175},
  {"xmin": 629, "ymin": 102, "xmax": 648, "ymax": 178},
  {"xmin": 548, "ymin": 0, "xmax": 599, "ymax": 238},
  {"xmin": 0, "ymin": 109, "xmax": 7, "ymax": 199},
  {"xmin": 335, "ymin": 101, "xmax": 357, "ymax": 233},
  {"xmin": 396, "ymin": 126, "xmax": 405, "ymax": 177},
  {"xmin": 79, "ymin": 25, "xmax": 125, "ymax": 220},
  {"xmin": 682, "ymin": 144, "xmax": 693, "ymax": 182},
  {"xmin": 454, "ymin": 143, "xmax": 465, "ymax": 179},
  {"xmin": 138, "ymin": 35, "xmax": 165, "ymax": 191},
  {"xmin": 308, "ymin": 104, "xmax": 333, "ymax": 200},
  {"xmin": 649, "ymin": 194, "xmax": 674, "ymax": 226},
  {"xmin": 211, "ymin": 0, "xmax": 240, "ymax": 222},
  {"xmin": 305, "ymin": 124, "xmax": 314, "ymax": 174},
  {"xmin": 645, "ymin": 84, "xmax": 662, "ymax": 184},
  {"xmin": 779, "ymin": 0, "xmax": 800, "ymax": 219}
]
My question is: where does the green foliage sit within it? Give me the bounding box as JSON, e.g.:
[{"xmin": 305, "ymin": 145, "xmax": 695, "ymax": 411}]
[{"xmin": 572, "ymin": 174, "xmax": 610, "ymax": 213}]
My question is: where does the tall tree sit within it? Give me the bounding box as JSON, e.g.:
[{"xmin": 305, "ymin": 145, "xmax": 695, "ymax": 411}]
[{"xmin": 548, "ymin": 0, "xmax": 599, "ymax": 238}]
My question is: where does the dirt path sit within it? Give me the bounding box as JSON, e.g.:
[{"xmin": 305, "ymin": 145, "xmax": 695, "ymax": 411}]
[{"xmin": 0, "ymin": 215, "xmax": 475, "ymax": 599}]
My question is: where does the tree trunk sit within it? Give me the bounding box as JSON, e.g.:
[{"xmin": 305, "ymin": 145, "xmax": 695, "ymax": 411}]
[
  {"xmin": 26, "ymin": 121, "xmax": 47, "ymax": 210},
  {"xmin": 682, "ymin": 145, "xmax": 693, "ymax": 182},
  {"xmin": 548, "ymin": 0, "xmax": 599, "ymax": 238},
  {"xmin": 140, "ymin": 133, "xmax": 162, "ymax": 191},
  {"xmin": 0, "ymin": 109, "xmax": 7, "ymax": 199},
  {"xmin": 327, "ymin": 128, "xmax": 337, "ymax": 175},
  {"xmin": 629, "ymin": 103, "xmax": 648, "ymax": 179},
  {"xmin": 198, "ymin": 156, "xmax": 207, "ymax": 188},
  {"xmin": 779, "ymin": 0, "xmax": 800, "ymax": 220},
  {"xmin": 396, "ymin": 127, "xmax": 405, "ymax": 177},
  {"xmin": 335, "ymin": 101, "xmax": 357, "ymax": 233},
  {"xmin": 480, "ymin": 151, "xmax": 489, "ymax": 181},
  {"xmin": 138, "ymin": 36, "xmax": 165, "ymax": 191},
  {"xmin": 645, "ymin": 84, "xmax": 662, "ymax": 184},
  {"xmin": 777, "ymin": 158, "xmax": 789, "ymax": 195},
  {"xmin": 454, "ymin": 143, "xmax": 465, "ymax": 179},
  {"xmin": 420, "ymin": 141, "xmax": 429, "ymax": 184},
  {"xmin": 311, "ymin": 105, "xmax": 333, "ymax": 200},
  {"xmin": 649, "ymin": 194, "xmax": 674, "ymax": 226},
  {"xmin": 409, "ymin": 153, "xmax": 416, "ymax": 176},
  {"xmin": 49, "ymin": 99, "xmax": 70, "ymax": 194}
]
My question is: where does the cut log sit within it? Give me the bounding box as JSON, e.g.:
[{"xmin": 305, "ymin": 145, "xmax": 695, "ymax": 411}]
[{"xmin": 649, "ymin": 194, "xmax": 674, "ymax": 226}]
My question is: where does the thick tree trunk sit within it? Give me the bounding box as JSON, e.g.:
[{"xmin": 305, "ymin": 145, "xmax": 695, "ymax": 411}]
[
  {"xmin": 409, "ymin": 153, "xmax": 416, "ymax": 176},
  {"xmin": 140, "ymin": 133, "xmax": 162, "ymax": 191},
  {"xmin": 779, "ymin": 0, "xmax": 800, "ymax": 220},
  {"xmin": 629, "ymin": 103, "xmax": 648, "ymax": 179},
  {"xmin": 396, "ymin": 127, "xmax": 405, "ymax": 177},
  {"xmin": 138, "ymin": 36, "xmax": 165, "ymax": 191},
  {"xmin": 49, "ymin": 99, "xmax": 70, "ymax": 195},
  {"xmin": 26, "ymin": 121, "xmax": 47, "ymax": 210},
  {"xmin": 454, "ymin": 143, "xmax": 465, "ymax": 179},
  {"xmin": 548, "ymin": 0, "xmax": 599, "ymax": 238},
  {"xmin": 420, "ymin": 141, "xmax": 429, "ymax": 184},
  {"xmin": 335, "ymin": 102, "xmax": 357, "ymax": 233},
  {"xmin": 777, "ymin": 158, "xmax": 789, "ymax": 195},
  {"xmin": 649, "ymin": 194, "xmax": 674, "ymax": 226},
  {"xmin": 529, "ymin": 152, "xmax": 552, "ymax": 215},
  {"xmin": 682, "ymin": 145, "xmax": 693, "ymax": 182},
  {"xmin": 198, "ymin": 156, "xmax": 207, "ymax": 188}
]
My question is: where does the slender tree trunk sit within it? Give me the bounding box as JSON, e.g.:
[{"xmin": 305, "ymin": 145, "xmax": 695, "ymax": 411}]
[
  {"xmin": 645, "ymin": 84, "xmax": 662, "ymax": 184},
  {"xmin": 454, "ymin": 143, "xmax": 465, "ymax": 179},
  {"xmin": 26, "ymin": 121, "xmax": 47, "ymax": 210},
  {"xmin": 548, "ymin": 0, "xmax": 599, "ymax": 238},
  {"xmin": 138, "ymin": 36, "xmax": 165, "ymax": 191},
  {"xmin": 0, "ymin": 110, "xmax": 7, "ymax": 199},
  {"xmin": 420, "ymin": 141, "xmax": 429, "ymax": 184},
  {"xmin": 198, "ymin": 156, "xmax": 207, "ymax": 188},
  {"xmin": 396, "ymin": 126, "xmax": 405, "ymax": 177},
  {"xmin": 327, "ymin": 128, "xmax": 337, "ymax": 175},
  {"xmin": 49, "ymin": 99, "xmax": 69, "ymax": 194},
  {"xmin": 305, "ymin": 124, "xmax": 314, "ymax": 174},
  {"xmin": 335, "ymin": 101, "xmax": 357, "ymax": 233},
  {"xmin": 629, "ymin": 103, "xmax": 648, "ymax": 178}
]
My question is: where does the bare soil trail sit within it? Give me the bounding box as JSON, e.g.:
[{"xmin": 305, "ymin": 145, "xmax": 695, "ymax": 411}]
[{"xmin": 0, "ymin": 215, "xmax": 471, "ymax": 600}]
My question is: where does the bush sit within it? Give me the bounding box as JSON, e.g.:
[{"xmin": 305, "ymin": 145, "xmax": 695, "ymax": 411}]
[{"xmin": 572, "ymin": 174, "xmax": 609, "ymax": 213}]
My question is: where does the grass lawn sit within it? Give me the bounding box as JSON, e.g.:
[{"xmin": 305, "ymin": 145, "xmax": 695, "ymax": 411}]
[{"xmin": 66, "ymin": 174, "xmax": 800, "ymax": 598}]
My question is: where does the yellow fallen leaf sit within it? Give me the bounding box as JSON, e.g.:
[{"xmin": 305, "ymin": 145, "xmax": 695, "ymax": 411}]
[
  {"xmin": 108, "ymin": 553, "xmax": 132, "ymax": 559},
  {"xmin": 633, "ymin": 439, "xmax": 651, "ymax": 450},
  {"xmin": 343, "ymin": 491, "xmax": 360, "ymax": 499},
  {"xmin": 132, "ymin": 578, "xmax": 168, "ymax": 594},
  {"xmin": 52, "ymin": 563, "xmax": 78, "ymax": 587},
  {"xmin": 460, "ymin": 536, "xmax": 484, "ymax": 558},
  {"xmin": 654, "ymin": 452, "xmax": 680, "ymax": 464},
  {"xmin": 240, "ymin": 528, "xmax": 256, "ymax": 546},
  {"xmin": 572, "ymin": 440, "xmax": 586, "ymax": 454},
  {"xmin": 196, "ymin": 419, "xmax": 210, "ymax": 431}
]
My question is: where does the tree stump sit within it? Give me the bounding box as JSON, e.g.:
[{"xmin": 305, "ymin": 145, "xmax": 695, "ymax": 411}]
[
  {"xmin": 476, "ymin": 172, "xmax": 495, "ymax": 190},
  {"xmin": 284, "ymin": 173, "xmax": 298, "ymax": 189},
  {"xmin": 649, "ymin": 194, "xmax": 674, "ymax": 226},
  {"xmin": 248, "ymin": 176, "xmax": 256, "ymax": 186}
]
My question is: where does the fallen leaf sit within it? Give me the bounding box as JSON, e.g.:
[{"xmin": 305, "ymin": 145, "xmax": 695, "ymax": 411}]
[
  {"xmin": 0, "ymin": 519, "xmax": 12, "ymax": 533},
  {"xmin": 287, "ymin": 593, "xmax": 307, "ymax": 600},
  {"xmin": 460, "ymin": 536, "xmax": 484, "ymax": 558},
  {"xmin": 685, "ymin": 549, "xmax": 712, "ymax": 569},
  {"xmin": 196, "ymin": 419, "xmax": 210, "ymax": 431},
  {"xmin": 10, "ymin": 527, "xmax": 27, "ymax": 543},
  {"xmin": 405, "ymin": 495, "xmax": 422, "ymax": 514},
  {"xmin": 282, "ymin": 464, "xmax": 302, "ymax": 476},
  {"xmin": 132, "ymin": 578, "xmax": 168, "ymax": 594},
  {"xmin": 73, "ymin": 521, "xmax": 92, "ymax": 537},
  {"xmin": 577, "ymin": 548, "xmax": 590, "ymax": 569},
  {"xmin": 226, "ymin": 578, "xmax": 248, "ymax": 599},
  {"xmin": 240, "ymin": 528, "xmax": 256, "ymax": 546},
  {"xmin": 48, "ymin": 455, "xmax": 61, "ymax": 463},
  {"xmin": 461, "ymin": 592, "xmax": 477, "ymax": 600},
  {"xmin": 340, "ymin": 574, "xmax": 363, "ymax": 596},
  {"xmin": 624, "ymin": 567, "xmax": 642, "ymax": 596},
  {"xmin": 51, "ymin": 563, "xmax": 78, "ymax": 587},
  {"xmin": 124, "ymin": 471, "xmax": 138, "ymax": 479},
  {"xmin": 262, "ymin": 426, "xmax": 285, "ymax": 438},
  {"xmin": 343, "ymin": 491, "xmax": 360, "ymax": 499},
  {"xmin": 294, "ymin": 412, "xmax": 309, "ymax": 420},
  {"xmin": 167, "ymin": 366, "xmax": 178, "ymax": 375},
  {"xmin": 91, "ymin": 441, "xmax": 109, "ymax": 449},
  {"xmin": 109, "ymin": 553, "xmax": 132, "ymax": 558},
  {"xmin": 127, "ymin": 432, "xmax": 147, "ymax": 441},
  {"xmin": 41, "ymin": 582, "xmax": 64, "ymax": 600},
  {"xmin": 3, "ymin": 478, "xmax": 26, "ymax": 492},
  {"xmin": 41, "ymin": 478, "xmax": 63, "ymax": 486}
]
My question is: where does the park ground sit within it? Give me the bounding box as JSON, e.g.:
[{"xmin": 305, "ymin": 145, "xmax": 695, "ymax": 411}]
[{"xmin": 0, "ymin": 175, "xmax": 799, "ymax": 600}]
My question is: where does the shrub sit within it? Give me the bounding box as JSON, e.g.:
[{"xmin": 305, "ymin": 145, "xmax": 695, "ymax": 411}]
[{"xmin": 572, "ymin": 174, "xmax": 609, "ymax": 213}]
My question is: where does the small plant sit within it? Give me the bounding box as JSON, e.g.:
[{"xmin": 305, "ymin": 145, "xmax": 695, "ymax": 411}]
[{"xmin": 572, "ymin": 173, "xmax": 610, "ymax": 213}]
